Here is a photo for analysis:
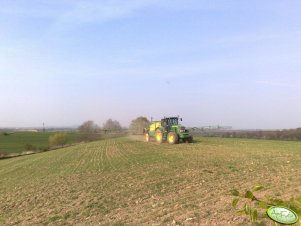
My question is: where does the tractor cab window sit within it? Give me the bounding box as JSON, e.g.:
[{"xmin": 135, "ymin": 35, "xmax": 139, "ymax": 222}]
[{"xmin": 165, "ymin": 118, "xmax": 178, "ymax": 126}]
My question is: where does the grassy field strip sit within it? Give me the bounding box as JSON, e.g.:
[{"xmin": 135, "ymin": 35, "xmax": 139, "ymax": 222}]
[
  {"xmin": 111, "ymin": 141, "xmax": 230, "ymax": 224},
  {"xmin": 0, "ymin": 132, "xmax": 80, "ymax": 155},
  {"xmin": 69, "ymin": 144, "xmax": 89, "ymax": 174},
  {"xmin": 0, "ymin": 137, "xmax": 300, "ymax": 225},
  {"xmin": 94, "ymin": 142, "xmax": 104, "ymax": 172}
]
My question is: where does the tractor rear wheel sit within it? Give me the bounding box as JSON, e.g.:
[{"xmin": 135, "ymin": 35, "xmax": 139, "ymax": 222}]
[
  {"xmin": 145, "ymin": 133, "xmax": 150, "ymax": 142},
  {"xmin": 187, "ymin": 136, "xmax": 193, "ymax": 143},
  {"xmin": 155, "ymin": 129, "xmax": 163, "ymax": 144},
  {"xmin": 167, "ymin": 132, "xmax": 178, "ymax": 144}
]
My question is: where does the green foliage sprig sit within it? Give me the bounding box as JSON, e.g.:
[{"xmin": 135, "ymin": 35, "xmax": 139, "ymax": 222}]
[{"xmin": 230, "ymin": 185, "xmax": 301, "ymax": 225}]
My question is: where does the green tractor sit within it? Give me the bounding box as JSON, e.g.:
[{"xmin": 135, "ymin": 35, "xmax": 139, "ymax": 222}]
[{"xmin": 144, "ymin": 116, "xmax": 193, "ymax": 144}]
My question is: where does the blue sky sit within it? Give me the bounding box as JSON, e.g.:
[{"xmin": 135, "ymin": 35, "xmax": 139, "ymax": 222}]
[{"xmin": 1, "ymin": 0, "xmax": 301, "ymax": 129}]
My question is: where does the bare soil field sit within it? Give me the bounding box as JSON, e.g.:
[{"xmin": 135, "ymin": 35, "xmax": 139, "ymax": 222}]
[{"xmin": 0, "ymin": 137, "xmax": 300, "ymax": 225}]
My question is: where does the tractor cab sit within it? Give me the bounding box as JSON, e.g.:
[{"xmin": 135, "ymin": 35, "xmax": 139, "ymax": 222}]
[
  {"xmin": 161, "ymin": 117, "xmax": 183, "ymax": 132},
  {"xmin": 161, "ymin": 117, "xmax": 181, "ymax": 127}
]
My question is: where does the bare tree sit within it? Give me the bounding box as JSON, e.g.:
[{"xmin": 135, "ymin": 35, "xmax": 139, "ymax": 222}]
[
  {"xmin": 129, "ymin": 116, "xmax": 149, "ymax": 134},
  {"xmin": 78, "ymin": 120, "xmax": 100, "ymax": 141},
  {"xmin": 103, "ymin": 119, "xmax": 122, "ymax": 132},
  {"xmin": 78, "ymin": 120, "xmax": 99, "ymax": 133}
]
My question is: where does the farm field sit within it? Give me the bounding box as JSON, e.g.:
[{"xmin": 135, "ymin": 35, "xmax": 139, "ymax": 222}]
[
  {"xmin": 0, "ymin": 132, "xmax": 80, "ymax": 155},
  {"xmin": 0, "ymin": 137, "xmax": 300, "ymax": 225}
]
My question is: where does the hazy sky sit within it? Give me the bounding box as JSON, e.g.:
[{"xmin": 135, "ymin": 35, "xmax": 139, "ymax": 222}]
[{"xmin": 1, "ymin": 0, "xmax": 301, "ymax": 129}]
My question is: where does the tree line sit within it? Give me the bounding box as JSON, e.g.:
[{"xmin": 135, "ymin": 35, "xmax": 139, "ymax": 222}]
[
  {"xmin": 78, "ymin": 119, "xmax": 123, "ymax": 141},
  {"xmin": 197, "ymin": 128, "xmax": 301, "ymax": 141},
  {"xmin": 78, "ymin": 116, "xmax": 150, "ymax": 141},
  {"xmin": 0, "ymin": 116, "xmax": 151, "ymax": 158}
]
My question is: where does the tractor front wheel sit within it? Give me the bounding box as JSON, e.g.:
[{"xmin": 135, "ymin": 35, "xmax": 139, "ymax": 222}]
[
  {"xmin": 155, "ymin": 129, "xmax": 163, "ymax": 144},
  {"xmin": 167, "ymin": 132, "xmax": 178, "ymax": 144}
]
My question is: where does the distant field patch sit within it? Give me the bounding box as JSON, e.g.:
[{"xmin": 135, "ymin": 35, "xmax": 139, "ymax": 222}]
[{"xmin": 0, "ymin": 132, "xmax": 80, "ymax": 155}]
